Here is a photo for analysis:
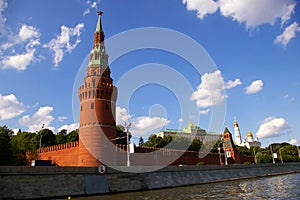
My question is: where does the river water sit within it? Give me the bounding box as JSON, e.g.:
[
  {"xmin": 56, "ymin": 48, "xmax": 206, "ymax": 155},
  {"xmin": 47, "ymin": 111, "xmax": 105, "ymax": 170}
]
[{"xmin": 74, "ymin": 173, "xmax": 299, "ymax": 200}]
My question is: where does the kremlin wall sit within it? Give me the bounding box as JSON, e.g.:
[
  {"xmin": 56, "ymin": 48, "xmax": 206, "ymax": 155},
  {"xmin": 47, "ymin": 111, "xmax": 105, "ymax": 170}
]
[{"xmin": 28, "ymin": 12, "xmax": 255, "ymax": 167}]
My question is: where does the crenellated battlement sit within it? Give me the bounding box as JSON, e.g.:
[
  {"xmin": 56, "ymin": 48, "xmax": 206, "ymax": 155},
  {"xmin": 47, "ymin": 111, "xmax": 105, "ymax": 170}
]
[{"xmin": 37, "ymin": 141, "xmax": 79, "ymax": 154}]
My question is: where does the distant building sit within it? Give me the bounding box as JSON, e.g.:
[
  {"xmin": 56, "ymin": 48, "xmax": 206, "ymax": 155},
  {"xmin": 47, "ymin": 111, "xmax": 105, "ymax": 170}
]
[
  {"xmin": 156, "ymin": 122, "xmax": 221, "ymax": 143},
  {"xmin": 233, "ymin": 117, "xmax": 261, "ymax": 149}
]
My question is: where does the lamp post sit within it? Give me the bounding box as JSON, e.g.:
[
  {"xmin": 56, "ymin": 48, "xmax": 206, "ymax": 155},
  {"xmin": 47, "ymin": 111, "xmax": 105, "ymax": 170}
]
[
  {"xmin": 279, "ymin": 148, "xmax": 283, "ymax": 163},
  {"xmin": 270, "ymin": 144, "xmax": 275, "ymax": 164},
  {"xmin": 124, "ymin": 122, "xmax": 131, "ymax": 167},
  {"xmin": 38, "ymin": 124, "xmax": 45, "ymax": 160}
]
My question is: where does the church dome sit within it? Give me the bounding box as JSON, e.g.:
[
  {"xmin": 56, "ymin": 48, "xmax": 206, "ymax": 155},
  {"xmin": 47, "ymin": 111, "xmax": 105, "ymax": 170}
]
[{"xmin": 247, "ymin": 130, "xmax": 253, "ymax": 138}]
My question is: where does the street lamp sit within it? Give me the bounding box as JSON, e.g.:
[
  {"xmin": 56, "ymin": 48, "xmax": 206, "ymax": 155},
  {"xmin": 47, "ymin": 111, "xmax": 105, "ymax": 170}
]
[
  {"xmin": 270, "ymin": 144, "xmax": 275, "ymax": 164},
  {"xmin": 124, "ymin": 122, "xmax": 131, "ymax": 167},
  {"xmin": 38, "ymin": 124, "xmax": 45, "ymax": 160}
]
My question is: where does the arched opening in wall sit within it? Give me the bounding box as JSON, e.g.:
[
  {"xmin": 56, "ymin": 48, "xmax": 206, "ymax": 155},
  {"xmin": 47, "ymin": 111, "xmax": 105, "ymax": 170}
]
[
  {"xmin": 92, "ymin": 79, "xmax": 95, "ymax": 87},
  {"xmin": 91, "ymin": 102, "xmax": 94, "ymax": 109},
  {"xmin": 81, "ymin": 105, "xmax": 83, "ymax": 112},
  {"xmin": 105, "ymin": 102, "xmax": 109, "ymax": 110}
]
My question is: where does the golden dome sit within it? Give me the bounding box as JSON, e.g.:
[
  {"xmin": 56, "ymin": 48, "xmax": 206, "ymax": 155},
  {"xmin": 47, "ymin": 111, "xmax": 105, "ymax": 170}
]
[{"xmin": 247, "ymin": 130, "xmax": 253, "ymax": 137}]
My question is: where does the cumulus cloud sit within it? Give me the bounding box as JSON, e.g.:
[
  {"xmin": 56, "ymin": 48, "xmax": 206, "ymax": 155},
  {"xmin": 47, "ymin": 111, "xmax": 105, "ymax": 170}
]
[
  {"xmin": 83, "ymin": 0, "xmax": 100, "ymax": 17},
  {"xmin": 183, "ymin": 0, "xmax": 296, "ymax": 28},
  {"xmin": 182, "ymin": 0, "xmax": 218, "ymax": 19},
  {"xmin": 225, "ymin": 79, "xmax": 242, "ymax": 89},
  {"xmin": 116, "ymin": 107, "xmax": 170, "ymax": 136},
  {"xmin": 274, "ymin": 22, "xmax": 300, "ymax": 47},
  {"xmin": 58, "ymin": 123, "xmax": 79, "ymax": 133},
  {"xmin": 131, "ymin": 116, "xmax": 170, "ymax": 136},
  {"xmin": 245, "ymin": 80, "xmax": 263, "ymax": 94},
  {"xmin": 19, "ymin": 106, "xmax": 55, "ymax": 132},
  {"xmin": 116, "ymin": 107, "xmax": 132, "ymax": 125},
  {"xmin": 256, "ymin": 117, "xmax": 290, "ymax": 138},
  {"xmin": 289, "ymin": 138, "xmax": 297, "ymax": 145},
  {"xmin": 44, "ymin": 23, "xmax": 84, "ymax": 67},
  {"xmin": 0, "ymin": 24, "xmax": 41, "ymax": 71},
  {"xmin": 1, "ymin": 24, "xmax": 40, "ymax": 50},
  {"xmin": 191, "ymin": 70, "xmax": 241, "ymax": 108},
  {"xmin": 218, "ymin": 0, "xmax": 296, "ymax": 28},
  {"xmin": 0, "ymin": 93, "xmax": 26, "ymax": 121}
]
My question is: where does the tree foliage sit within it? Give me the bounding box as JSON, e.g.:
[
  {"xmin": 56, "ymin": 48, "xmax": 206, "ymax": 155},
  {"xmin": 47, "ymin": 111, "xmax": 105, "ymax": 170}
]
[{"xmin": 0, "ymin": 125, "xmax": 79, "ymax": 166}]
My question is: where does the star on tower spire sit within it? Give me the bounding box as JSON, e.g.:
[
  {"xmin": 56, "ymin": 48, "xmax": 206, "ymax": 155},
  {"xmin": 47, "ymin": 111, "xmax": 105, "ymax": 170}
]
[{"xmin": 95, "ymin": 11, "xmax": 104, "ymax": 33}]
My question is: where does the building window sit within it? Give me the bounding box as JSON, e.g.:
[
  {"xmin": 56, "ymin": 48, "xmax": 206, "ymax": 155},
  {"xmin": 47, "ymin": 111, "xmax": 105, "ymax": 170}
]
[
  {"xmin": 91, "ymin": 103, "xmax": 94, "ymax": 109},
  {"xmin": 92, "ymin": 79, "xmax": 95, "ymax": 87},
  {"xmin": 105, "ymin": 102, "xmax": 109, "ymax": 110},
  {"xmin": 81, "ymin": 105, "xmax": 83, "ymax": 111}
]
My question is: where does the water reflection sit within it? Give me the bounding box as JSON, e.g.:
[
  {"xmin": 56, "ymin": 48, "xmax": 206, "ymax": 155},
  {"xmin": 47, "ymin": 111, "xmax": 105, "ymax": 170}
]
[{"xmin": 72, "ymin": 173, "xmax": 299, "ymax": 200}]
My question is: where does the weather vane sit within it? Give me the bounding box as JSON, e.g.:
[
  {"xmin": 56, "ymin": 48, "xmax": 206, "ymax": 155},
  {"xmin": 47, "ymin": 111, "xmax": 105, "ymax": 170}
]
[{"xmin": 97, "ymin": 11, "xmax": 103, "ymax": 16}]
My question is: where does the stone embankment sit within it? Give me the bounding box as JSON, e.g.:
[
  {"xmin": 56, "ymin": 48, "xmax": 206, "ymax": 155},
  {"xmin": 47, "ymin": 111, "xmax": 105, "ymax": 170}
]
[{"xmin": 0, "ymin": 163, "xmax": 299, "ymax": 199}]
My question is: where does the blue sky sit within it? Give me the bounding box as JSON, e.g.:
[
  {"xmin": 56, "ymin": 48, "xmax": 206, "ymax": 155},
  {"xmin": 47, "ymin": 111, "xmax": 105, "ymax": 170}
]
[{"xmin": 0, "ymin": 0, "xmax": 299, "ymax": 147}]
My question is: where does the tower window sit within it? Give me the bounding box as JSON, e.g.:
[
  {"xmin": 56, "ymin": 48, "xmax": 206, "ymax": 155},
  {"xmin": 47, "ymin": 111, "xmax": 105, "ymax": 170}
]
[
  {"xmin": 91, "ymin": 103, "xmax": 94, "ymax": 109},
  {"xmin": 105, "ymin": 102, "xmax": 109, "ymax": 110},
  {"xmin": 81, "ymin": 105, "xmax": 83, "ymax": 111},
  {"xmin": 92, "ymin": 79, "xmax": 95, "ymax": 87}
]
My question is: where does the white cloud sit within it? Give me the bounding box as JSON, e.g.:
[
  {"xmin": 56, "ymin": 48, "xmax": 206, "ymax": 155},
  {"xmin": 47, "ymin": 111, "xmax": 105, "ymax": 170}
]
[
  {"xmin": 58, "ymin": 123, "xmax": 79, "ymax": 133},
  {"xmin": 131, "ymin": 116, "xmax": 170, "ymax": 136},
  {"xmin": 183, "ymin": 0, "xmax": 296, "ymax": 29},
  {"xmin": 1, "ymin": 47, "xmax": 36, "ymax": 71},
  {"xmin": 182, "ymin": 0, "xmax": 218, "ymax": 19},
  {"xmin": 1, "ymin": 25, "xmax": 40, "ymax": 70},
  {"xmin": 191, "ymin": 70, "xmax": 240, "ymax": 108},
  {"xmin": 245, "ymin": 80, "xmax": 263, "ymax": 94},
  {"xmin": 58, "ymin": 116, "xmax": 67, "ymax": 122},
  {"xmin": 44, "ymin": 23, "xmax": 84, "ymax": 67},
  {"xmin": 19, "ymin": 25, "xmax": 40, "ymax": 42},
  {"xmin": 218, "ymin": 0, "xmax": 296, "ymax": 28},
  {"xmin": 0, "ymin": 93, "xmax": 26, "ymax": 121},
  {"xmin": 83, "ymin": 1, "xmax": 100, "ymax": 17},
  {"xmin": 256, "ymin": 117, "xmax": 290, "ymax": 138},
  {"xmin": 1, "ymin": 25, "xmax": 40, "ymax": 50},
  {"xmin": 19, "ymin": 106, "xmax": 55, "ymax": 132},
  {"xmin": 116, "ymin": 107, "xmax": 169, "ymax": 136},
  {"xmin": 116, "ymin": 107, "xmax": 132, "ymax": 125},
  {"xmin": 225, "ymin": 79, "xmax": 242, "ymax": 89},
  {"xmin": 289, "ymin": 138, "xmax": 297, "ymax": 145},
  {"xmin": 274, "ymin": 22, "xmax": 300, "ymax": 47},
  {"xmin": 199, "ymin": 108, "xmax": 210, "ymax": 115}
]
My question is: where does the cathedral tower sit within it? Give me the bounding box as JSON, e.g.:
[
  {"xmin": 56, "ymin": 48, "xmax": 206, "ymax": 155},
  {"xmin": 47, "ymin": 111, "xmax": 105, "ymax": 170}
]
[
  {"xmin": 78, "ymin": 12, "xmax": 117, "ymax": 166},
  {"xmin": 233, "ymin": 117, "xmax": 242, "ymax": 146}
]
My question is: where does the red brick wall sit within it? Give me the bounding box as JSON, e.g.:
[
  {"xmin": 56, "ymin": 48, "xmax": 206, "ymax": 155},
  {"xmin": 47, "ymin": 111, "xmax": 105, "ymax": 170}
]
[{"xmin": 39, "ymin": 142, "xmax": 79, "ymax": 166}]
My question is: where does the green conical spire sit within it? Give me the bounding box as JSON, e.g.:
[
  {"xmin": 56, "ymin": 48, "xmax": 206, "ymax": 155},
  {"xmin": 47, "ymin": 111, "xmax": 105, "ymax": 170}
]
[{"xmin": 95, "ymin": 11, "xmax": 103, "ymax": 33}]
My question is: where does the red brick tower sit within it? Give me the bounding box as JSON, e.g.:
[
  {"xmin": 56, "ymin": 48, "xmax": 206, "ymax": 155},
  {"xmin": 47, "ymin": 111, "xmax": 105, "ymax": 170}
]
[
  {"xmin": 78, "ymin": 12, "xmax": 117, "ymax": 166},
  {"xmin": 223, "ymin": 127, "xmax": 238, "ymax": 162}
]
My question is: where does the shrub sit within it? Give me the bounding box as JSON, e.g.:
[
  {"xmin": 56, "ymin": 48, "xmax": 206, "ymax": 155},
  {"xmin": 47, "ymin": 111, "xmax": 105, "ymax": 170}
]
[
  {"xmin": 243, "ymin": 161, "xmax": 251, "ymax": 165},
  {"xmin": 196, "ymin": 161, "xmax": 205, "ymax": 166}
]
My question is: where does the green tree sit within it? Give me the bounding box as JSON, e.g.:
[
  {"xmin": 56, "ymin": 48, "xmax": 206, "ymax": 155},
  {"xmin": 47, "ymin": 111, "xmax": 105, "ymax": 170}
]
[
  {"xmin": 66, "ymin": 129, "xmax": 79, "ymax": 143},
  {"xmin": 143, "ymin": 135, "xmax": 172, "ymax": 148},
  {"xmin": 138, "ymin": 136, "xmax": 144, "ymax": 146},
  {"xmin": 37, "ymin": 129, "xmax": 56, "ymax": 148},
  {"xmin": 116, "ymin": 125, "xmax": 131, "ymax": 145},
  {"xmin": 188, "ymin": 138, "xmax": 202, "ymax": 152},
  {"xmin": 0, "ymin": 126, "xmax": 13, "ymax": 165},
  {"xmin": 56, "ymin": 129, "xmax": 67, "ymax": 144},
  {"xmin": 11, "ymin": 131, "xmax": 37, "ymax": 165}
]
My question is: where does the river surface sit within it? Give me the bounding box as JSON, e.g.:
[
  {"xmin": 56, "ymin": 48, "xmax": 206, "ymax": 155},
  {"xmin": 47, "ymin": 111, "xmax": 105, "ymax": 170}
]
[{"xmin": 73, "ymin": 173, "xmax": 299, "ymax": 200}]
